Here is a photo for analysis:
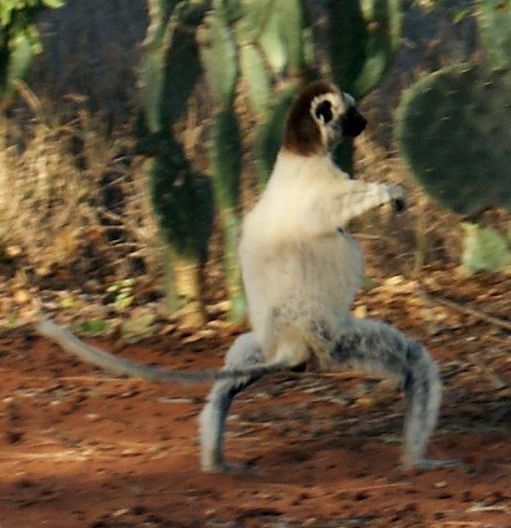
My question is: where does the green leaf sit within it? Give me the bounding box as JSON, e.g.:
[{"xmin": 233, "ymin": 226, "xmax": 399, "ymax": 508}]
[
  {"xmin": 361, "ymin": 275, "xmax": 376, "ymax": 289},
  {"xmin": 42, "ymin": 0, "xmax": 65, "ymax": 8},
  {"xmin": 59, "ymin": 296, "xmax": 77, "ymax": 309},
  {"xmin": 461, "ymin": 223, "xmax": 511, "ymax": 275},
  {"xmin": 451, "ymin": 8, "xmax": 470, "ymax": 24},
  {"xmin": 79, "ymin": 319, "xmax": 110, "ymax": 335}
]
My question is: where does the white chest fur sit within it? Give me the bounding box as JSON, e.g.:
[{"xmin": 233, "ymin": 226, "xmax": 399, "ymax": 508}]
[{"xmin": 240, "ymin": 151, "xmax": 364, "ymax": 360}]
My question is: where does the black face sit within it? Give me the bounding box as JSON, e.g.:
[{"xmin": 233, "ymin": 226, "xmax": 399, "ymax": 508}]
[{"xmin": 341, "ymin": 106, "xmax": 367, "ymax": 138}]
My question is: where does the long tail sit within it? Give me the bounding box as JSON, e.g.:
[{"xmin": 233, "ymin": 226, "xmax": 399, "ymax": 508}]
[{"xmin": 35, "ymin": 320, "xmax": 286, "ymax": 383}]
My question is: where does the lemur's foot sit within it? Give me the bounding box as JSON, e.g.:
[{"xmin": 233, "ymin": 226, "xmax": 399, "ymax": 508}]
[
  {"xmin": 402, "ymin": 458, "xmax": 468, "ymax": 473},
  {"xmin": 201, "ymin": 460, "xmax": 261, "ymax": 475}
]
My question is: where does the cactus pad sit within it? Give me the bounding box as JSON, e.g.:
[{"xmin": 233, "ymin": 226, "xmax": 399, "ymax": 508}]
[
  {"xmin": 396, "ymin": 64, "xmax": 511, "ymax": 215},
  {"xmin": 328, "ymin": 0, "xmax": 401, "ymax": 98},
  {"xmin": 239, "ymin": 43, "xmax": 271, "ymax": 116},
  {"xmin": 478, "ymin": 0, "xmax": 511, "ymax": 71},
  {"xmin": 253, "ymin": 84, "xmax": 302, "ymax": 185},
  {"xmin": 209, "ymin": 108, "xmax": 242, "ymax": 209},
  {"xmin": 201, "ymin": 9, "xmax": 238, "ymax": 107}
]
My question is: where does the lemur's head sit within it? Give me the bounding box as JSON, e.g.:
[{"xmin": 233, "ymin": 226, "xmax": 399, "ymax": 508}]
[{"xmin": 283, "ymin": 80, "xmax": 367, "ymax": 156}]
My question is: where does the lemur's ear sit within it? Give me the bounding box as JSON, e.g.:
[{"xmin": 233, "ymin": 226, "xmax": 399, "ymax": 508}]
[{"xmin": 315, "ymin": 100, "xmax": 333, "ymax": 123}]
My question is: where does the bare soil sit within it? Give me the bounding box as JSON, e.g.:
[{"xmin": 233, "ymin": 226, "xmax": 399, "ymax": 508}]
[{"xmin": 1, "ymin": 272, "xmax": 510, "ymax": 528}]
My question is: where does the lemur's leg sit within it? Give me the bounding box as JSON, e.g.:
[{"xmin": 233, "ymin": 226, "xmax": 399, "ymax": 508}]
[
  {"xmin": 199, "ymin": 332, "xmax": 265, "ymax": 473},
  {"xmin": 327, "ymin": 318, "xmax": 456, "ymax": 470}
]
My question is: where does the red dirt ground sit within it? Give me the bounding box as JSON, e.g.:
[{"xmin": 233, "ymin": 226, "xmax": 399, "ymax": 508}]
[{"xmin": 1, "ymin": 277, "xmax": 510, "ymax": 527}]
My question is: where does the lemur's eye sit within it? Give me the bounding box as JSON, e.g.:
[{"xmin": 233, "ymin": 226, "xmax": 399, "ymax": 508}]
[{"xmin": 315, "ymin": 100, "xmax": 333, "ymax": 123}]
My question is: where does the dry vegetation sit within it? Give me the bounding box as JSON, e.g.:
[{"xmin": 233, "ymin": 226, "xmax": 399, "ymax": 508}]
[
  {"xmin": 0, "ymin": 92, "xmax": 154, "ymax": 281},
  {"xmin": 0, "ymin": 6, "xmax": 510, "ymax": 527},
  {"xmin": 1, "ymin": 81, "xmax": 510, "ymax": 334},
  {"xmin": 0, "ymin": 0, "xmax": 510, "ymax": 333}
]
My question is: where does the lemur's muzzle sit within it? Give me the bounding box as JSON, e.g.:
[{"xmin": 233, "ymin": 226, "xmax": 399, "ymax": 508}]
[{"xmin": 341, "ymin": 107, "xmax": 367, "ymax": 138}]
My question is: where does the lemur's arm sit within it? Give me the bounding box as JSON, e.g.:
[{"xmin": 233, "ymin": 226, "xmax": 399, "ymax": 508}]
[
  {"xmin": 333, "ymin": 180, "xmax": 405, "ymax": 226},
  {"xmin": 304, "ymin": 179, "xmax": 405, "ymax": 235}
]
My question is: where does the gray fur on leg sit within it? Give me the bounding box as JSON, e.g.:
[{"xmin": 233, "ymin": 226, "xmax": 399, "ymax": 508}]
[
  {"xmin": 199, "ymin": 332, "xmax": 264, "ymax": 472},
  {"xmin": 402, "ymin": 340, "xmax": 441, "ymax": 468},
  {"xmin": 330, "ymin": 318, "xmax": 441, "ymax": 468}
]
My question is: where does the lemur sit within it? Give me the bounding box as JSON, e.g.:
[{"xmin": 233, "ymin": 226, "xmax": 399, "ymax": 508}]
[{"xmin": 37, "ymin": 80, "xmax": 449, "ymax": 473}]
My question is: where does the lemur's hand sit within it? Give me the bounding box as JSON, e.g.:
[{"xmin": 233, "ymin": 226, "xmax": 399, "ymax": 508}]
[{"xmin": 388, "ymin": 185, "xmax": 406, "ymax": 213}]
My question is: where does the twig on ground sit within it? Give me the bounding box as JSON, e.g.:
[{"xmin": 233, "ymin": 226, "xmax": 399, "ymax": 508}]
[
  {"xmin": 469, "ymin": 353, "xmax": 509, "ymax": 390},
  {"xmin": 418, "ymin": 289, "xmax": 511, "ymax": 332},
  {"xmin": 418, "ymin": 288, "xmax": 510, "ymax": 389}
]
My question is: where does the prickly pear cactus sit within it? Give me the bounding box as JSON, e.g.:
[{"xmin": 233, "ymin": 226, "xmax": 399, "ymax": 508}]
[
  {"xmin": 396, "ymin": 0, "xmax": 511, "ymax": 216},
  {"xmin": 258, "ymin": 0, "xmax": 307, "ymax": 75},
  {"xmin": 0, "ymin": 0, "xmax": 65, "ymax": 101},
  {"xmin": 461, "ymin": 223, "xmax": 511, "ymax": 275},
  {"xmin": 253, "ymin": 83, "xmax": 303, "ymax": 182},
  {"xmin": 141, "ymin": 0, "xmax": 214, "ymax": 327},
  {"xmin": 234, "ymin": 0, "xmax": 309, "ymax": 185},
  {"xmin": 207, "ymin": 106, "xmax": 243, "ymax": 225},
  {"xmin": 201, "ymin": 5, "xmax": 246, "ymax": 321},
  {"xmin": 328, "ymin": 0, "xmax": 402, "ymax": 99},
  {"xmin": 239, "ymin": 43, "xmax": 271, "ymax": 117},
  {"xmin": 478, "ymin": 0, "xmax": 511, "ymax": 71},
  {"xmin": 327, "ymin": 0, "xmax": 401, "ymax": 173},
  {"xmin": 233, "ymin": 0, "xmax": 402, "ymax": 181},
  {"xmin": 396, "ymin": 64, "xmax": 511, "ymax": 215},
  {"xmin": 200, "ymin": 6, "xmax": 238, "ymax": 108}
]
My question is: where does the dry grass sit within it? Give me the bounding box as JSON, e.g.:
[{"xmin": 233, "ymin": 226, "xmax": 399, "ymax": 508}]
[
  {"xmin": 1, "ymin": 85, "xmax": 509, "ymax": 308},
  {"xmin": 0, "ymin": 88, "xmax": 473, "ymax": 296},
  {"xmin": 352, "ymin": 133, "xmax": 462, "ymax": 278},
  {"xmin": 0, "ymin": 87, "xmax": 159, "ymax": 289},
  {"xmin": 0, "ymin": 0, "xmax": 497, "ymax": 306}
]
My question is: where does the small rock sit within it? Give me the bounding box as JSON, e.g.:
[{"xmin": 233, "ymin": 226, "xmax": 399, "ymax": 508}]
[
  {"xmin": 354, "ymin": 491, "xmax": 369, "ymax": 501},
  {"xmin": 461, "ymin": 490, "xmax": 473, "ymax": 502},
  {"xmin": 437, "ymin": 492, "xmax": 453, "ymax": 500},
  {"xmin": 130, "ymin": 505, "xmax": 148, "ymax": 515},
  {"xmin": 13, "ymin": 289, "xmax": 31, "ymax": 304},
  {"xmin": 4, "ymin": 430, "xmax": 24, "ymax": 444},
  {"xmin": 112, "ymin": 508, "xmax": 129, "ymax": 518},
  {"xmin": 121, "ymin": 448, "xmax": 141, "ymax": 457}
]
